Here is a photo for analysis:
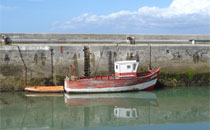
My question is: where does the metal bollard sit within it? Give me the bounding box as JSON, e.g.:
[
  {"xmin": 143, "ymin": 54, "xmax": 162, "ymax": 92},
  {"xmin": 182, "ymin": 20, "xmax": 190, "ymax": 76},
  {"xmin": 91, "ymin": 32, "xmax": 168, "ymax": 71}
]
[
  {"xmin": 1, "ymin": 35, "xmax": 8, "ymax": 45},
  {"xmin": 126, "ymin": 36, "xmax": 135, "ymax": 44}
]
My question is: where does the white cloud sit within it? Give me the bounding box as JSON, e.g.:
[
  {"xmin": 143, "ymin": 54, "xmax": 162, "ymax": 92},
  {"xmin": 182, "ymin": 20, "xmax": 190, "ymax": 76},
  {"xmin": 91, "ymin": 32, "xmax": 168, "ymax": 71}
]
[
  {"xmin": 169, "ymin": 0, "xmax": 210, "ymax": 15},
  {"xmin": 52, "ymin": 0, "xmax": 210, "ymax": 34}
]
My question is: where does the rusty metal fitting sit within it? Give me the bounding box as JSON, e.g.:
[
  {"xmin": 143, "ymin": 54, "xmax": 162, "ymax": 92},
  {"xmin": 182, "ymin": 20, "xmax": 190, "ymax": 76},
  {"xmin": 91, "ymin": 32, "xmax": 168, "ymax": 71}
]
[{"xmin": 126, "ymin": 36, "xmax": 135, "ymax": 45}]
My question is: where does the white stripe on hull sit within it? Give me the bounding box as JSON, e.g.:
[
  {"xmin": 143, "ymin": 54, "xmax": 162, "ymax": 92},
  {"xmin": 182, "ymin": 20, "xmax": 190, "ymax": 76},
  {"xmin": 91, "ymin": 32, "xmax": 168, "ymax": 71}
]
[{"xmin": 65, "ymin": 79, "xmax": 157, "ymax": 93}]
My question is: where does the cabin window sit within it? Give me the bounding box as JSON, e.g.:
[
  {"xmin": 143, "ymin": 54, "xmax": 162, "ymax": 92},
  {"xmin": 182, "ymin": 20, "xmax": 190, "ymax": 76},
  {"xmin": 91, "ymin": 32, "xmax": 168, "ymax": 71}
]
[
  {"xmin": 116, "ymin": 65, "xmax": 118, "ymax": 69},
  {"xmin": 126, "ymin": 111, "xmax": 130, "ymax": 117},
  {"xmin": 132, "ymin": 111, "xmax": 136, "ymax": 117},
  {"xmin": 133, "ymin": 64, "xmax": 136, "ymax": 71},
  {"xmin": 127, "ymin": 65, "xmax": 131, "ymax": 69}
]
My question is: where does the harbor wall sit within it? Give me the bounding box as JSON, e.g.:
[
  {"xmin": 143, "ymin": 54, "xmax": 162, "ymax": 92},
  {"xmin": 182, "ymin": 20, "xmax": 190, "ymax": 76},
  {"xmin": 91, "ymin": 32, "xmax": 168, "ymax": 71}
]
[{"xmin": 0, "ymin": 34, "xmax": 210, "ymax": 91}]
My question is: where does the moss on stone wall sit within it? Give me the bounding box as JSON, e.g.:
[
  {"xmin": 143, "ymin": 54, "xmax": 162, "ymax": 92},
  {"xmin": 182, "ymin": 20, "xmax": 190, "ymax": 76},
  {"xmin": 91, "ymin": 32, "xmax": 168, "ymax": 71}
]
[
  {"xmin": 187, "ymin": 70, "xmax": 195, "ymax": 80},
  {"xmin": 0, "ymin": 76, "xmax": 24, "ymax": 92},
  {"xmin": 0, "ymin": 76, "xmax": 53, "ymax": 92},
  {"xmin": 158, "ymin": 71, "xmax": 210, "ymax": 87},
  {"xmin": 55, "ymin": 75, "xmax": 65, "ymax": 85},
  {"xmin": 29, "ymin": 77, "xmax": 53, "ymax": 86}
]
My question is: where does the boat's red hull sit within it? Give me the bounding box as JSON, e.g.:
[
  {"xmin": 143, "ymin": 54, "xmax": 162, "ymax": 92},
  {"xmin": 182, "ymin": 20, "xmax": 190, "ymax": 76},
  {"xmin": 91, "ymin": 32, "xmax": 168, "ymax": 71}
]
[{"xmin": 64, "ymin": 68, "xmax": 160, "ymax": 93}]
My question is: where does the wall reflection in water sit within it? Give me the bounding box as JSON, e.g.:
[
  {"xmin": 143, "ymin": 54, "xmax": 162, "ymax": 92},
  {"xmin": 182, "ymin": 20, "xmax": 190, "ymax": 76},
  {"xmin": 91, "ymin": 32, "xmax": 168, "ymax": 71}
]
[{"xmin": 0, "ymin": 87, "xmax": 209, "ymax": 130}]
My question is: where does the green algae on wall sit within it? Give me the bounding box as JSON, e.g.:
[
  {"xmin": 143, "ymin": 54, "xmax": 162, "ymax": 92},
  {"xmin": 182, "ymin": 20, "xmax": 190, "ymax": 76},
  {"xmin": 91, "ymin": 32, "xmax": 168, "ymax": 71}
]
[
  {"xmin": 0, "ymin": 77, "xmax": 24, "ymax": 92},
  {"xmin": 187, "ymin": 70, "xmax": 195, "ymax": 81},
  {"xmin": 55, "ymin": 75, "xmax": 65, "ymax": 85},
  {"xmin": 158, "ymin": 71, "xmax": 210, "ymax": 87}
]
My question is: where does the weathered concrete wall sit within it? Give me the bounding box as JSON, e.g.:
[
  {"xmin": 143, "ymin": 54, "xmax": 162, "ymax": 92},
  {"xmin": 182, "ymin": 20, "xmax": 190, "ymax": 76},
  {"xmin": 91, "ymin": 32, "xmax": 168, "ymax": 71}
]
[{"xmin": 0, "ymin": 34, "xmax": 210, "ymax": 91}]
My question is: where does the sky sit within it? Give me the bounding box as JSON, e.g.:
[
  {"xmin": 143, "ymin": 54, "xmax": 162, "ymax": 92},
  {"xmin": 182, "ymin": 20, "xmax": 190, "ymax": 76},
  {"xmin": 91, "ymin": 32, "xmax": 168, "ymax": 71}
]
[{"xmin": 0, "ymin": 0, "xmax": 210, "ymax": 34}]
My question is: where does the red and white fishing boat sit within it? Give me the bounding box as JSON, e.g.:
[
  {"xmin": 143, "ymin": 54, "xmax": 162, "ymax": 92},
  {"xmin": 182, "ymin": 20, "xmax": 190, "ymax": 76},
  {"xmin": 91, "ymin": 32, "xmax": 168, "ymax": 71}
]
[{"xmin": 64, "ymin": 60, "xmax": 160, "ymax": 93}]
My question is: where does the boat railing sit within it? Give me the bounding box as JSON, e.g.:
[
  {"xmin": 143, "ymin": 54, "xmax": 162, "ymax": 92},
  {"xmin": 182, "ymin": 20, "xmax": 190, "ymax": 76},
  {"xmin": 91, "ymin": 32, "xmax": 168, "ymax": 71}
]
[{"xmin": 136, "ymin": 68, "xmax": 160, "ymax": 79}]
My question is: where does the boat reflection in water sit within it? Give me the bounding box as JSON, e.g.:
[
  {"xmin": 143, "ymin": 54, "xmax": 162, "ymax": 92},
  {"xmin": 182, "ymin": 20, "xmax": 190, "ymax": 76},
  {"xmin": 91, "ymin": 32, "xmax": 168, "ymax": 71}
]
[
  {"xmin": 2, "ymin": 87, "xmax": 208, "ymax": 130},
  {"xmin": 64, "ymin": 92, "xmax": 158, "ymax": 127},
  {"xmin": 64, "ymin": 92, "xmax": 158, "ymax": 107}
]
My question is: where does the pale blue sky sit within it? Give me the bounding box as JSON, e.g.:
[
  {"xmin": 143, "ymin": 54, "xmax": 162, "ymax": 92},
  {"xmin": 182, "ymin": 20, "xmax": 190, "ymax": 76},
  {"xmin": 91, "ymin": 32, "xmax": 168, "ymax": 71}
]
[{"xmin": 0, "ymin": 0, "xmax": 210, "ymax": 34}]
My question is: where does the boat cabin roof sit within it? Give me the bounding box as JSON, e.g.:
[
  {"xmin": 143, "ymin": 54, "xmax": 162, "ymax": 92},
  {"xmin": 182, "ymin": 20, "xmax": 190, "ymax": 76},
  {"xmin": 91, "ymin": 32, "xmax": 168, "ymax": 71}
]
[{"xmin": 115, "ymin": 60, "xmax": 138, "ymax": 65}]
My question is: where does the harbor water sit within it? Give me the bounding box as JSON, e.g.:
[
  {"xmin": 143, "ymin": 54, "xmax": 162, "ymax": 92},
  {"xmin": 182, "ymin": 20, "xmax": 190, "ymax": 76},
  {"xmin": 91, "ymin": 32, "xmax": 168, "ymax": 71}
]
[{"xmin": 0, "ymin": 87, "xmax": 209, "ymax": 130}]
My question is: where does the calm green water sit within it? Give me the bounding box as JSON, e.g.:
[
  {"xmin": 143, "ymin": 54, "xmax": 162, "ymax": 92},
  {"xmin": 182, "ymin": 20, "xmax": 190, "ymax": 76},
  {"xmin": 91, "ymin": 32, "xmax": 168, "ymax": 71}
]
[{"xmin": 0, "ymin": 87, "xmax": 209, "ymax": 130}]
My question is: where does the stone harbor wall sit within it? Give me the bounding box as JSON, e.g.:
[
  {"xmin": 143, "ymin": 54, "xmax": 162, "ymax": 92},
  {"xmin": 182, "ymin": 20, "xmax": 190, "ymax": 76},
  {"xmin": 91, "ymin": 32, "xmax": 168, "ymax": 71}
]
[{"xmin": 0, "ymin": 34, "xmax": 210, "ymax": 91}]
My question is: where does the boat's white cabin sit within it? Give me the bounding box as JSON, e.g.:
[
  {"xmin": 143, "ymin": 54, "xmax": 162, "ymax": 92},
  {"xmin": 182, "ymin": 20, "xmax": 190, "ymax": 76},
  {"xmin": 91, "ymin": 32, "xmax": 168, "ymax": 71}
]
[
  {"xmin": 114, "ymin": 107, "xmax": 138, "ymax": 118},
  {"xmin": 114, "ymin": 60, "xmax": 139, "ymax": 77}
]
